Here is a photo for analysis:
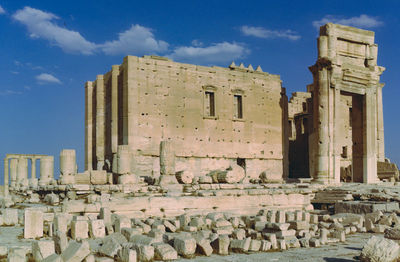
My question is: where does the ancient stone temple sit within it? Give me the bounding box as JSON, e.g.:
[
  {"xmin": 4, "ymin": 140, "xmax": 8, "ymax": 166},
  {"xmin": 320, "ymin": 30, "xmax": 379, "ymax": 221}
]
[{"xmin": 85, "ymin": 56, "xmax": 289, "ymax": 183}]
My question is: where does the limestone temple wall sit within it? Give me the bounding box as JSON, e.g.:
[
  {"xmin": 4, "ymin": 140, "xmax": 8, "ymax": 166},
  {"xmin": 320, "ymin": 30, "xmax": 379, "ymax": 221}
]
[{"xmin": 86, "ymin": 56, "xmax": 289, "ymax": 182}]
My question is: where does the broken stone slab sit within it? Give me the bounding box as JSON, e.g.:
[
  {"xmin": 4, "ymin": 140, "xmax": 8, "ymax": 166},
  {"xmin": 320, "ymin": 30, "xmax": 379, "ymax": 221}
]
[
  {"xmin": 121, "ymin": 227, "xmax": 143, "ymax": 241},
  {"xmin": 24, "ymin": 208, "xmax": 44, "ymax": 239},
  {"xmin": 53, "ymin": 230, "xmax": 68, "ymax": 254},
  {"xmin": 210, "ymin": 235, "xmax": 230, "ymax": 255},
  {"xmin": 360, "ymin": 236, "xmax": 400, "ymax": 262},
  {"xmin": 89, "ymin": 219, "xmax": 106, "ymax": 239},
  {"xmin": 335, "ymin": 201, "xmax": 399, "ymax": 214},
  {"xmin": 71, "ymin": 220, "xmax": 89, "ymax": 240},
  {"xmin": 260, "ymin": 240, "xmax": 272, "ymax": 251},
  {"xmin": 54, "ymin": 214, "xmax": 69, "ymax": 234},
  {"xmin": 119, "ymin": 245, "xmax": 137, "ymax": 262},
  {"xmin": 99, "ymin": 237, "xmax": 121, "ymax": 258},
  {"xmin": 230, "ymin": 237, "xmax": 251, "ymax": 253},
  {"xmin": 133, "ymin": 244, "xmax": 154, "ymax": 262},
  {"xmin": 163, "ymin": 220, "xmax": 177, "ymax": 233},
  {"xmin": 194, "ymin": 236, "xmax": 212, "ymax": 256},
  {"xmin": 384, "ymin": 228, "xmax": 400, "ymax": 240},
  {"xmin": 173, "ymin": 234, "xmax": 196, "ymax": 258},
  {"xmin": 32, "ymin": 239, "xmax": 55, "ymax": 261},
  {"xmin": 249, "ymin": 239, "xmax": 262, "ymax": 252},
  {"xmin": 114, "ymin": 216, "xmax": 131, "ymax": 232},
  {"xmin": 8, "ymin": 247, "xmax": 26, "ymax": 262},
  {"xmin": 42, "ymin": 254, "xmax": 62, "ymax": 262},
  {"xmin": 61, "ymin": 240, "xmax": 91, "ymax": 262},
  {"xmin": 4, "ymin": 208, "xmax": 18, "ymax": 226},
  {"xmin": 153, "ymin": 243, "xmax": 178, "ymax": 260},
  {"xmin": 130, "ymin": 235, "xmax": 159, "ymax": 245}
]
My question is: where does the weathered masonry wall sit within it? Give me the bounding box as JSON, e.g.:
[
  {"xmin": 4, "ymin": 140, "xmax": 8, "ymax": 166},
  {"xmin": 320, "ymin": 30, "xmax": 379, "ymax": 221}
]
[{"xmin": 86, "ymin": 56, "xmax": 288, "ymax": 181}]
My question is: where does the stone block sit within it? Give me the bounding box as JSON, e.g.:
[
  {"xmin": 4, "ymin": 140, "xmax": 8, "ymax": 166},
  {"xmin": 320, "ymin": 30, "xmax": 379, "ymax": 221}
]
[
  {"xmin": 54, "ymin": 214, "xmax": 69, "ymax": 234},
  {"xmin": 174, "ymin": 234, "xmax": 196, "ymax": 257},
  {"xmin": 360, "ymin": 236, "xmax": 400, "ymax": 262},
  {"xmin": 260, "ymin": 240, "xmax": 272, "ymax": 251},
  {"xmin": 194, "ymin": 236, "xmax": 212, "ymax": 256},
  {"xmin": 372, "ymin": 224, "xmax": 389, "ymax": 233},
  {"xmin": 119, "ymin": 245, "xmax": 137, "ymax": 262},
  {"xmin": 333, "ymin": 230, "xmax": 346, "ymax": 242},
  {"xmin": 7, "ymin": 247, "xmax": 26, "ymax": 262},
  {"xmin": 90, "ymin": 170, "xmax": 107, "ymax": 185},
  {"xmin": 134, "ymin": 244, "xmax": 154, "ymax": 262},
  {"xmin": 53, "ymin": 231, "xmax": 68, "ymax": 254},
  {"xmin": 309, "ymin": 238, "xmax": 320, "ymax": 247},
  {"xmin": 115, "ymin": 216, "xmax": 131, "ymax": 232},
  {"xmin": 4, "ymin": 208, "xmax": 18, "ymax": 226},
  {"xmin": 263, "ymin": 233, "xmax": 277, "ymax": 249},
  {"xmin": 121, "ymin": 227, "xmax": 143, "ymax": 241},
  {"xmin": 89, "ymin": 219, "xmax": 106, "ymax": 238},
  {"xmin": 249, "ymin": 239, "xmax": 261, "ymax": 252},
  {"xmin": 289, "ymin": 221, "xmax": 309, "ymax": 231},
  {"xmin": 164, "ymin": 220, "xmax": 177, "ymax": 233},
  {"xmin": 99, "ymin": 237, "xmax": 121, "ymax": 258},
  {"xmin": 71, "ymin": 220, "xmax": 89, "ymax": 239},
  {"xmin": 153, "ymin": 243, "xmax": 177, "ymax": 260},
  {"xmin": 33, "ymin": 240, "xmax": 55, "ymax": 261},
  {"xmin": 42, "ymin": 254, "xmax": 62, "ymax": 262},
  {"xmin": 267, "ymin": 210, "xmax": 276, "ymax": 223},
  {"xmin": 211, "ymin": 235, "xmax": 230, "ymax": 255},
  {"xmin": 230, "ymin": 237, "xmax": 251, "ymax": 253},
  {"xmin": 299, "ymin": 238, "xmax": 310, "ymax": 248},
  {"xmin": 384, "ymin": 228, "xmax": 400, "ymax": 240},
  {"xmin": 24, "ymin": 208, "xmax": 44, "ymax": 239},
  {"xmin": 276, "ymin": 210, "xmax": 286, "ymax": 223},
  {"xmin": 99, "ymin": 207, "xmax": 112, "ymax": 226},
  {"xmin": 276, "ymin": 229, "xmax": 296, "ymax": 238},
  {"xmin": 278, "ymin": 239, "xmax": 287, "ymax": 250},
  {"xmin": 61, "ymin": 241, "xmax": 91, "ymax": 262},
  {"xmin": 232, "ymin": 228, "xmax": 246, "ymax": 240}
]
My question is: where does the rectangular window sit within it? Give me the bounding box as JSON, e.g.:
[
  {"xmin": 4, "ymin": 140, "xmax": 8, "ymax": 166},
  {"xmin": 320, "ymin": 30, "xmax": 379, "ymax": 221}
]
[
  {"xmin": 234, "ymin": 95, "xmax": 243, "ymax": 119},
  {"xmin": 349, "ymin": 108, "xmax": 353, "ymax": 128},
  {"xmin": 205, "ymin": 91, "xmax": 215, "ymax": 117},
  {"xmin": 342, "ymin": 146, "xmax": 348, "ymax": 158}
]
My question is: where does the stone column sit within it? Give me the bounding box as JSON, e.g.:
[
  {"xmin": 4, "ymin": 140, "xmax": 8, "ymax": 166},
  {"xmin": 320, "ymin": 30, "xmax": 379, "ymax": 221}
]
[
  {"xmin": 117, "ymin": 145, "xmax": 131, "ymax": 174},
  {"xmin": 9, "ymin": 158, "xmax": 18, "ymax": 187},
  {"xmin": 60, "ymin": 149, "xmax": 76, "ymax": 184},
  {"xmin": 160, "ymin": 140, "xmax": 175, "ymax": 176},
  {"xmin": 96, "ymin": 75, "xmax": 105, "ymax": 170},
  {"xmin": 39, "ymin": 156, "xmax": 54, "ymax": 186},
  {"xmin": 376, "ymin": 84, "xmax": 385, "ymax": 161},
  {"xmin": 85, "ymin": 81, "xmax": 93, "ymax": 171},
  {"xmin": 3, "ymin": 158, "xmax": 8, "ymax": 195},
  {"xmin": 332, "ymin": 87, "xmax": 341, "ymax": 184},
  {"xmin": 111, "ymin": 66, "xmax": 119, "ymax": 155},
  {"xmin": 314, "ymin": 68, "xmax": 330, "ymax": 183},
  {"xmin": 364, "ymin": 89, "xmax": 379, "ymax": 183},
  {"xmin": 17, "ymin": 157, "xmax": 28, "ymax": 182},
  {"xmin": 31, "ymin": 158, "xmax": 36, "ymax": 179}
]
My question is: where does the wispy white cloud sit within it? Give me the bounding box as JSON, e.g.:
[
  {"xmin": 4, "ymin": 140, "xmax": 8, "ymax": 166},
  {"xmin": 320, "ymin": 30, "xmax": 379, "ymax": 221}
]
[
  {"xmin": 169, "ymin": 42, "xmax": 249, "ymax": 65},
  {"xmin": 13, "ymin": 7, "xmax": 97, "ymax": 55},
  {"xmin": 100, "ymin": 24, "xmax": 168, "ymax": 55},
  {"xmin": 240, "ymin": 26, "xmax": 300, "ymax": 40},
  {"xmin": 0, "ymin": 5, "xmax": 6, "ymax": 14},
  {"xmin": 312, "ymin": 15, "xmax": 383, "ymax": 29},
  {"xmin": 36, "ymin": 73, "xmax": 62, "ymax": 84},
  {"xmin": 0, "ymin": 90, "xmax": 22, "ymax": 96}
]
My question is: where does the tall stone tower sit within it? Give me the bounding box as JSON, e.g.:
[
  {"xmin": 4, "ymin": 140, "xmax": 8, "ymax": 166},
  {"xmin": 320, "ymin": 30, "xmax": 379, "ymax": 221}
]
[{"xmin": 309, "ymin": 23, "xmax": 385, "ymax": 184}]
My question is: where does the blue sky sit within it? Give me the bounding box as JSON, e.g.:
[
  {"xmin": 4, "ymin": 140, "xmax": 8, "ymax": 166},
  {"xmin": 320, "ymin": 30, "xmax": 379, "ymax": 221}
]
[{"xmin": 1, "ymin": 0, "xmax": 400, "ymax": 180}]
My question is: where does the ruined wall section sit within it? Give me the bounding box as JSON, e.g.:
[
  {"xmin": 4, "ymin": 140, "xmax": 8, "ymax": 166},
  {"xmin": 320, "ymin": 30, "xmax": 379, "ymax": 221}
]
[{"xmin": 117, "ymin": 56, "xmax": 285, "ymax": 180}]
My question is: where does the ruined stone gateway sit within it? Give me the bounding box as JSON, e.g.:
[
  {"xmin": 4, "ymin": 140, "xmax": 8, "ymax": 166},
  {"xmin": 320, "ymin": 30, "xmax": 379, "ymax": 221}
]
[{"xmin": 1, "ymin": 23, "xmax": 400, "ymax": 261}]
